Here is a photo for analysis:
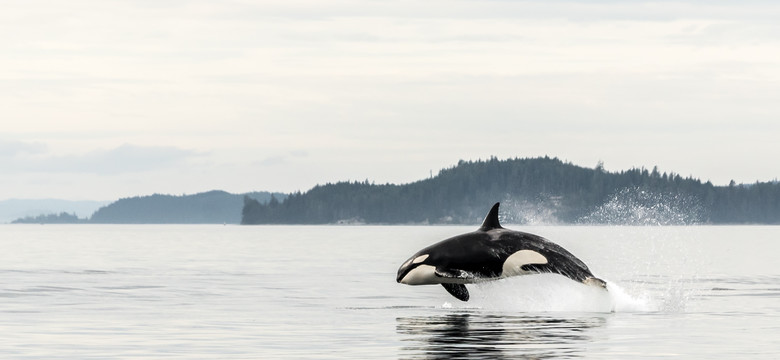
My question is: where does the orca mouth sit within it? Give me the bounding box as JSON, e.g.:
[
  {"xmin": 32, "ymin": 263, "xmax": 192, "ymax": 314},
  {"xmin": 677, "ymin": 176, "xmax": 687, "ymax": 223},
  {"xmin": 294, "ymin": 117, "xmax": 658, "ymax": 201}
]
[{"xmin": 396, "ymin": 264, "xmax": 413, "ymax": 283}]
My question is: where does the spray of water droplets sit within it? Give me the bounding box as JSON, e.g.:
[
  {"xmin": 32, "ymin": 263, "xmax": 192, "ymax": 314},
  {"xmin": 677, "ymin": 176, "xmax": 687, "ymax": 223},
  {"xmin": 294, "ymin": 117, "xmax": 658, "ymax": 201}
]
[{"xmin": 579, "ymin": 187, "xmax": 704, "ymax": 225}]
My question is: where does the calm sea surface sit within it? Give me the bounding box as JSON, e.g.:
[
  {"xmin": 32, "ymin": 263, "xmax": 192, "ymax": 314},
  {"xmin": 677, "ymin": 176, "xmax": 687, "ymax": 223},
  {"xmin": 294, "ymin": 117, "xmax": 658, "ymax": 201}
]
[{"xmin": 0, "ymin": 225, "xmax": 777, "ymax": 359}]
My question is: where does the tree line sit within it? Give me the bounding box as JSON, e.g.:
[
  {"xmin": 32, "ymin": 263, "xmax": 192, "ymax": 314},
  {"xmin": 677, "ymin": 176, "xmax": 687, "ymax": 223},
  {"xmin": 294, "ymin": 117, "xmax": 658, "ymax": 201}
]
[
  {"xmin": 241, "ymin": 156, "xmax": 780, "ymax": 225},
  {"xmin": 12, "ymin": 212, "xmax": 86, "ymax": 224}
]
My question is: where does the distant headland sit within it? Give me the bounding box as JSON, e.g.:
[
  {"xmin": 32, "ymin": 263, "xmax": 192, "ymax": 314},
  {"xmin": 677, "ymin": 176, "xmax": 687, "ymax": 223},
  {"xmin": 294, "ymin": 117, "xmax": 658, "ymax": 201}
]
[{"xmin": 10, "ymin": 191, "xmax": 284, "ymax": 224}]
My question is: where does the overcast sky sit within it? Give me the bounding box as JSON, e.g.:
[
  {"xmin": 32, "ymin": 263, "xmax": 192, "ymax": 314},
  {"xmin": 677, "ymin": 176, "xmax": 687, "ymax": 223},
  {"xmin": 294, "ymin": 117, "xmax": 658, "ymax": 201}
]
[{"xmin": 2, "ymin": 0, "xmax": 780, "ymax": 200}]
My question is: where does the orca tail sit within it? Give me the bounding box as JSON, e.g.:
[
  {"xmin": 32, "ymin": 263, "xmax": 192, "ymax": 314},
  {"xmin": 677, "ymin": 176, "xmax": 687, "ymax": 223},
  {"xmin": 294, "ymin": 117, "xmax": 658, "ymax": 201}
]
[{"xmin": 583, "ymin": 277, "xmax": 608, "ymax": 290}]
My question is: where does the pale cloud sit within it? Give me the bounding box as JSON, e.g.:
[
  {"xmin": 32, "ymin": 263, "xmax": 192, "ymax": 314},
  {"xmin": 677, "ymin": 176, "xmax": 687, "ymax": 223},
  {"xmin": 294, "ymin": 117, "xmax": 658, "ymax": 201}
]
[
  {"xmin": 1, "ymin": 1, "xmax": 780, "ymax": 199},
  {"xmin": 0, "ymin": 139, "xmax": 48, "ymax": 157},
  {"xmin": 1, "ymin": 144, "xmax": 202, "ymax": 175},
  {"xmin": 254, "ymin": 151, "xmax": 309, "ymax": 167}
]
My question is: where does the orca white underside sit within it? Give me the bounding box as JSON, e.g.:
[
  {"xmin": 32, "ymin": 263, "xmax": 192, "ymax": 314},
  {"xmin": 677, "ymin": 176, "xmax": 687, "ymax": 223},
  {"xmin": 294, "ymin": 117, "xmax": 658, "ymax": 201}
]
[{"xmin": 501, "ymin": 249, "xmax": 548, "ymax": 277}]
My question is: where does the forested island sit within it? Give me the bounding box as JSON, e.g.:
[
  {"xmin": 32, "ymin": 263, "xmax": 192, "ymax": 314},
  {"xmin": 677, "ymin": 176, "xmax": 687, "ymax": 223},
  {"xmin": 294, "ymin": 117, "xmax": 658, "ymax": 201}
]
[{"xmin": 242, "ymin": 157, "xmax": 780, "ymax": 225}]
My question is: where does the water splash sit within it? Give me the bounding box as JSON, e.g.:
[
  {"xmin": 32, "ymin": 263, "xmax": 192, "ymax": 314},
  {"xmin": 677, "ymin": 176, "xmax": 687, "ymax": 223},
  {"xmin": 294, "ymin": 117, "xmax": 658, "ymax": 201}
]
[
  {"xmin": 439, "ymin": 189, "xmax": 706, "ymax": 314},
  {"xmin": 622, "ymin": 275, "xmax": 699, "ymax": 313},
  {"xmin": 580, "ymin": 188, "xmax": 704, "ymax": 225},
  {"xmin": 434, "ymin": 273, "xmax": 703, "ymax": 314},
  {"xmin": 605, "ymin": 281, "xmax": 655, "ymax": 312},
  {"xmin": 437, "ymin": 275, "xmax": 658, "ymax": 313}
]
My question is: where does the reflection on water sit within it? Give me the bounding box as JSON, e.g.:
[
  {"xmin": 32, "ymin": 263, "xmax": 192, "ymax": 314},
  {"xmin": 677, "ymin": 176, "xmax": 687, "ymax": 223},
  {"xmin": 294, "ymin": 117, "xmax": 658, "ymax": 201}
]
[{"xmin": 397, "ymin": 312, "xmax": 607, "ymax": 359}]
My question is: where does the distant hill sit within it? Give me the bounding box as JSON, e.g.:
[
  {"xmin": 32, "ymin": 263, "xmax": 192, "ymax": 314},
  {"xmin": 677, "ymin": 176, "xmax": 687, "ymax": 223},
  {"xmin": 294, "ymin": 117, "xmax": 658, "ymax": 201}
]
[
  {"xmin": 90, "ymin": 190, "xmax": 286, "ymax": 224},
  {"xmin": 242, "ymin": 156, "xmax": 780, "ymax": 225},
  {"xmin": 0, "ymin": 199, "xmax": 109, "ymax": 223}
]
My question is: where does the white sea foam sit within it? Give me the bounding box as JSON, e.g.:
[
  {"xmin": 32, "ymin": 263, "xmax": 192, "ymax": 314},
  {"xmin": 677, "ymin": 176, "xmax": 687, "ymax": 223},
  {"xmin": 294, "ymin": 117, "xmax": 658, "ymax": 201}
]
[
  {"xmin": 605, "ymin": 280, "xmax": 656, "ymax": 312},
  {"xmin": 440, "ymin": 275, "xmax": 662, "ymax": 313}
]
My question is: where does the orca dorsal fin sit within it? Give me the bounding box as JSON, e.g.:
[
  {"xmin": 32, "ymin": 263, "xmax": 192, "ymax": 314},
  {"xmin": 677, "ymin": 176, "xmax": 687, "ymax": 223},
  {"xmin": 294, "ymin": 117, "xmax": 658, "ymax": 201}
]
[{"xmin": 479, "ymin": 202, "xmax": 503, "ymax": 231}]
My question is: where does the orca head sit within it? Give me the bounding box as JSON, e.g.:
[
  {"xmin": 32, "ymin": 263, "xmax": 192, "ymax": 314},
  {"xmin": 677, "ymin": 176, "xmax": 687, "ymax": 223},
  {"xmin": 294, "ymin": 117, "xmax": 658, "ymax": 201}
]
[
  {"xmin": 396, "ymin": 253, "xmax": 438, "ymax": 285},
  {"xmin": 397, "ymin": 202, "xmax": 503, "ymax": 285}
]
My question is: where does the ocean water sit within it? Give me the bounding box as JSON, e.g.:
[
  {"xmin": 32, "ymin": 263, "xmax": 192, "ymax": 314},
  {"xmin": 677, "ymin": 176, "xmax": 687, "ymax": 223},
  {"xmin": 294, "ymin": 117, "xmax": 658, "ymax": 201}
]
[{"xmin": 0, "ymin": 225, "xmax": 777, "ymax": 359}]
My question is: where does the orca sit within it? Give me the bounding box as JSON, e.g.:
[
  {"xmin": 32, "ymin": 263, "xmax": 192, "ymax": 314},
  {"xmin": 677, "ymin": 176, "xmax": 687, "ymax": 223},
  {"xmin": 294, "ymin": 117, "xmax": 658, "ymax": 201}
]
[{"xmin": 396, "ymin": 202, "xmax": 606, "ymax": 301}]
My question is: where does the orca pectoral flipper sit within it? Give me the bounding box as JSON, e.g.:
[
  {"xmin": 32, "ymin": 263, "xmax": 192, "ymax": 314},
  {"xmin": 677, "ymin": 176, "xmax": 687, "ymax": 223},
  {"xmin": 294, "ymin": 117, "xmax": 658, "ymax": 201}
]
[{"xmin": 442, "ymin": 283, "xmax": 470, "ymax": 302}]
